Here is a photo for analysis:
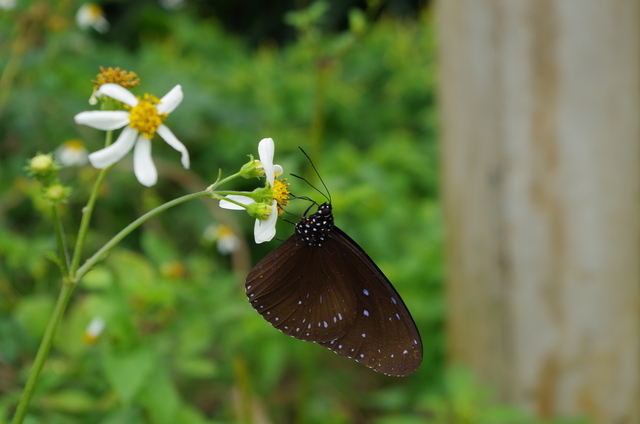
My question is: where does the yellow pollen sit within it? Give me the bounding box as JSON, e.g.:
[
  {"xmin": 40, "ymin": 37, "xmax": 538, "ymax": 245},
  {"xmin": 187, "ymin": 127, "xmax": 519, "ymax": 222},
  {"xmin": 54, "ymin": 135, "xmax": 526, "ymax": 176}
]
[
  {"xmin": 92, "ymin": 66, "xmax": 140, "ymax": 90},
  {"xmin": 88, "ymin": 4, "xmax": 103, "ymax": 18},
  {"xmin": 126, "ymin": 94, "xmax": 167, "ymax": 139},
  {"xmin": 65, "ymin": 139, "xmax": 86, "ymax": 151},
  {"xmin": 217, "ymin": 224, "xmax": 235, "ymax": 239},
  {"xmin": 272, "ymin": 178, "xmax": 291, "ymax": 214},
  {"xmin": 82, "ymin": 332, "xmax": 99, "ymax": 345}
]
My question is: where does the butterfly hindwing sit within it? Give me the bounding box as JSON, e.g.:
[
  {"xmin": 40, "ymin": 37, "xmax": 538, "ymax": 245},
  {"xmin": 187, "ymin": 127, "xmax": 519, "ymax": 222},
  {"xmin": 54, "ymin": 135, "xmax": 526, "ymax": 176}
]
[
  {"xmin": 246, "ymin": 233, "xmax": 358, "ymax": 343},
  {"xmin": 319, "ymin": 228, "xmax": 422, "ymax": 377}
]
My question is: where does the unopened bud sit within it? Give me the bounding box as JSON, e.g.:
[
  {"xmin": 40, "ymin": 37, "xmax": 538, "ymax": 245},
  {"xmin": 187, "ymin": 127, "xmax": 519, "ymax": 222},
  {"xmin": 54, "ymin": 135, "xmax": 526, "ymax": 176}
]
[
  {"xmin": 30, "ymin": 154, "xmax": 54, "ymax": 174},
  {"xmin": 239, "ymin": 155, "xmax": 264, "ymax": 179},
  {"xmin": 44, "ymin": 184, "xmax": 70, "ymax": 202},
  {"xmin": 247, "ymin": 201, "xmax": 273, "ymax": 220}
]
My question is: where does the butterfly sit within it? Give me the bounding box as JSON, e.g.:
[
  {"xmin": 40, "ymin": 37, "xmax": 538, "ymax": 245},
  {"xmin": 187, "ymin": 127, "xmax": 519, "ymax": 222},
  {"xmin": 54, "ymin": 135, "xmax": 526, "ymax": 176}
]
[{"xmin": 245, "ymin": 199, "xmax": 422, "ymax": 377}]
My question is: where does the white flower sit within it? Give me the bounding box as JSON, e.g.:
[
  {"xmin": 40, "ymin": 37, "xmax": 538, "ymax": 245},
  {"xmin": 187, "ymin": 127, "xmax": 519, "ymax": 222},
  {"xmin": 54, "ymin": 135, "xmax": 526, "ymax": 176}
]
[
  {"xmin": 82, "ymin": 316, "xmax": 105, "ymax": 345},
  {"xmin": 219, "ymin": 138, "xmax": 283, "ymax": 244},
  {"xmin": 55, "ymin": 140, "xmax": 89, "ymax": 167},
  {"xmin": 74, "ymin": 83, "xmax": 189, "ymax": 187},
  {"xmin": 204, "ymin": 224, "xmax": 240, "ymax": 255},
  {"xmin": 76, "ymin": 3, "xmax": 110, "ymax": 33},
  {"xmin": 159, "ymin": 0, "xmax": 185, "ymax": 10},
  {"xmin": 0, "ymin": 0, "xmax": 16, "ymax": 10}
]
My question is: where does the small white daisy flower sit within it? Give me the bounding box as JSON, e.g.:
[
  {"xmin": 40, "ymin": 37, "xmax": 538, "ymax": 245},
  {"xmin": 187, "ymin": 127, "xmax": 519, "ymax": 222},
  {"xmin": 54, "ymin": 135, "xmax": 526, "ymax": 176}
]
[
  {"xmin": 219, "ymin": 138, "xmax": 287, "ymax": 244},
  {"xmin": 204, "ymin": 224, "xmax": 240, "ymax": 255},
  {"xmin": 55, "ymin": 140, "xmax": 89, "ymax": 167},
  {"xmin": 74, "ymin": 83, "xmax": 189, "ymax": 187},
  {"xmin": 0, "ymin": 0, "xmax": 16, "ymax": 10},
  {"xmin": 82, "ymin": 316, "xmax": 105, "ymax": 345},
  {"xmin": 76, "ymin": 3, "xmax": 110, "ymax": 33},
  {"xmin": 159, "ymin": 0, "xmax": 185, "ymax": 11}
]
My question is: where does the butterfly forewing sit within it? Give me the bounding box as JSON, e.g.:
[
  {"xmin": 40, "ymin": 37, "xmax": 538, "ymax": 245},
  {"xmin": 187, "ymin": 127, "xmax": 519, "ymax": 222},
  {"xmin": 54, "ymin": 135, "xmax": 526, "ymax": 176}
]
[
  {"xmin": 246, "ymin": 233, "xmax": 358, "ymax": 343},
  {"xmin": 245, "ymin": 203, "xmax": 422, "ymax": 376},
  {"xmin": 319, "ymin": 228, "xmax": 422, "ymax": 377}
]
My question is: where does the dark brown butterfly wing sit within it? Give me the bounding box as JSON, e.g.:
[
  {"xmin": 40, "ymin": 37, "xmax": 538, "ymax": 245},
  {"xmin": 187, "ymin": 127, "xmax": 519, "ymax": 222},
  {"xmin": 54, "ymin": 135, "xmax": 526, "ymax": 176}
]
[
  {"xmin": 318, "ymin": 228, "xmax": 422, "ymax": 377},
  {"xmin": 246, "ymin": 233, "xmax": 358, "ymax": 343},
  {"xmin": 245, "ymin": 203, "xmax": 422, "ymax": 377}
]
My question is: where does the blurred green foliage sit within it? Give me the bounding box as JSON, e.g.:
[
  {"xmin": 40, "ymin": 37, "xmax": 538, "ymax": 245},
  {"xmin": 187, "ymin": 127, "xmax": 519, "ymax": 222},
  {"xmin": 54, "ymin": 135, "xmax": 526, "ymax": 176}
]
[{"xmin": 0, "ymin": 1, "xmax": 587, "ymax": 424}]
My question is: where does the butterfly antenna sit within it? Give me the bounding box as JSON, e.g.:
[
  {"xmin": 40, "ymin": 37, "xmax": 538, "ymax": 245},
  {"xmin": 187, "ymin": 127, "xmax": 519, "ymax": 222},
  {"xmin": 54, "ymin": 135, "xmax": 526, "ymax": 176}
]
[
  {"xmin": 297, "ymin": 147, "xmax": 332, "ymax": 203},
  {"xmin": 290, "ymin": 173, "xmax": 330, "ymax": 204}
]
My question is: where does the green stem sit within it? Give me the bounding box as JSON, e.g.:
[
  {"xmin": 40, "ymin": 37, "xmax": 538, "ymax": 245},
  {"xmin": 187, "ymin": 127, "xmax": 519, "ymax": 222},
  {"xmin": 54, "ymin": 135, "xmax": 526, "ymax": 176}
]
[
  {"xmin": 74, "ymin": 190, "xmax": 211, "ymax": 281},
  {"xmin": 11, "ymin": 280, "xmax": 75, "ymax": 424},
  {"xmin": 11, "ymin": 166, "xmax": 239, "ymax": 422},
  {"xmin": 70, "ymin": 131, "xmax": 113, "ymax": 277},
  {"xmin": 51, "ymin": 203, "xmax": 69, "ymax": 277}
]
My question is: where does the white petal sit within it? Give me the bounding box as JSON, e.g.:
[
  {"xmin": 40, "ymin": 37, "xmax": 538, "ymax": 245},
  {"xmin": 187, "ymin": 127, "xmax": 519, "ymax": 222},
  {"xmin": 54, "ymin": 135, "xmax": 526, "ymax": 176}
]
[
  {"xmin": 92, "ymin": 16, "xmax": 110, "ymax": 33},
  {"xmin": 88, "ymin": 126, "xmax": 138, "ymax": 168},
  {"xmin": 157, "ymin": 85, "xmax": 183, "ymax": 115},
  {"xmin": 219, "ymin": 195, "xmax": 255, "ymax": 210},
  {"xmin": 156, "ymin": 124, "xmax": 189, "ymax": 168},
  {"xmin": 86, "ymin": 317, "xmax": 105, "ymax": 337},
  {"xmin": 133, "ymin": 136, "xmax": 157, "ymax": 187},
  {"xmin": 258, "ymin": 138, "xmax": 275, "ymax": 186},
  {"xmin": 74, "ymin": 110, "xmax": 130, "ymax": 130},
  {"xmin": 96, "ymin": 83, "xmax": 138, "ymax": 107},
  {"xmin": 273, "ymin": 164, "xmax": 283, "ymax": 176},
  {"xmin": 254, "ymin": 200, "xmax": 278, "ymax": 244}
]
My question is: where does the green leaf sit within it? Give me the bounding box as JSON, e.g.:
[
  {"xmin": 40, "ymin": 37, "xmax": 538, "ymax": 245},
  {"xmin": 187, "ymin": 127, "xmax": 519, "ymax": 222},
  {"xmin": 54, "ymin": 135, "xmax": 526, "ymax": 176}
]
[
  {"xmin": 40, "ymin": 389, "xmax": 96, "ymax": 413},
  {"xmin": 175, "ymin": 356, "xmax": 217, "ymax": 379},
  {"xmin": 81, "ymin": 265, "xmax": 114, "ymax": 290},
  {"xmin": 138, "ymin": 364, "xmax": 181, "ymax": 424},
  {"xmin": 103, "ymin": 347, "xmax": 156, "ymax": 404},
  {"xmin": 140, "ymin": 231, "xmax": 179, "ymax": 267},
  {"xmin": 13, "ymin": 295, "xmax": 56, "ymax": 340}
]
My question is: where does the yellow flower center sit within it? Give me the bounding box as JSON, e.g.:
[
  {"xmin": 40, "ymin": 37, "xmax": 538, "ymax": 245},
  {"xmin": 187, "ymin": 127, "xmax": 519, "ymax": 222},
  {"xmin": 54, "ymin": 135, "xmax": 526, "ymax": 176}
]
[
  {"xmin": 126, "ymin": 94, "xmax": 167, "ymax": 139},
  {"xmin": 82, "ymin": 331, "xmax": 99, "ymax": 345},
  {"xmin": 64, "ymin": 139, "xmax": 86, "ymax": 151},
  {"xmin": 92, "ymin": 66, "xmax": 140, "ymax": 90},
  {"xmin": 216, "ymin": 224, "xmax": 235, "ymax": 240},
  {"xmin": 272, "ymin": 178, "xmax": 291, "ymax": 214}
]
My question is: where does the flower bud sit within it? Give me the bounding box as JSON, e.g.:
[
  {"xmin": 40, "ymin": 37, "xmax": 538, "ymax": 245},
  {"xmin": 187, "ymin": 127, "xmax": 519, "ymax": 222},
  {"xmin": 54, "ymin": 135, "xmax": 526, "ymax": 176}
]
[
  {"xmin": 28, "ymin": 153, "xmax": 60, "ymax": 186},
  {"xmin": 30, "ymin": 154, "xmax": 54, "ymax": 173},
  {"xmin": 238, "ymin": 155, "xmax": 265, "ymax": 179},
  {"xmin": 44, "ymin": 183, "xmax": 70, "ymax": 203},
  {"xmin": 251, "ymin": 186, "xmax": 274, "ymax": 204},
  {"xmin": 246, "ymin": 202, "xmax": 273, "ymax": 221}
]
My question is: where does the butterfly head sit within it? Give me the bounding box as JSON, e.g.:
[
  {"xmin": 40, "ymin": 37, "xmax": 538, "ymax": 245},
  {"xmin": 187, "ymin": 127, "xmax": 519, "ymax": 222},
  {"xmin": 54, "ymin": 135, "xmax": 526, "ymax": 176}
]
[{"xmin": 295, "ymin": 203, "xmax": 334, "ymax": 247}]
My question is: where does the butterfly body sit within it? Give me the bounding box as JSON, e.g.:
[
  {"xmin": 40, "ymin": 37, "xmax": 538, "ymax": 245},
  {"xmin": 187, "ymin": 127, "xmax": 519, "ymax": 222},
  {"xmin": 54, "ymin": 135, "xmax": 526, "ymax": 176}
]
[{"xmin": 246, "ymin": 203, "xmax": 422, "ymax": 376}]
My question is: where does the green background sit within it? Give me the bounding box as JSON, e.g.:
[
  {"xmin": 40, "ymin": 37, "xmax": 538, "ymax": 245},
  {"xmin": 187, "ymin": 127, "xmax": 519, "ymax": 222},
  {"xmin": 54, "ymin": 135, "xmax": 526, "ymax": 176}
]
[{"xmin": 0, "ymin": 1, "xmax": 586, "ymax": 423}]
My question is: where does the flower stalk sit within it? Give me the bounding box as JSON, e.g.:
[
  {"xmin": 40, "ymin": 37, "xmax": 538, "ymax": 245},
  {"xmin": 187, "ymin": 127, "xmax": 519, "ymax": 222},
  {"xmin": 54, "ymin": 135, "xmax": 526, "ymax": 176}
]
[
  {"xmin": 11, "ymin": 280, "xmax": 75, "ymax": 424},
  {"xmin": 16, "ymin": 82, "xmax": 285, "ymax": 424},
  {"xmin": 70, "ymin": 130, "xmax": 113, "ymax": 276}
]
